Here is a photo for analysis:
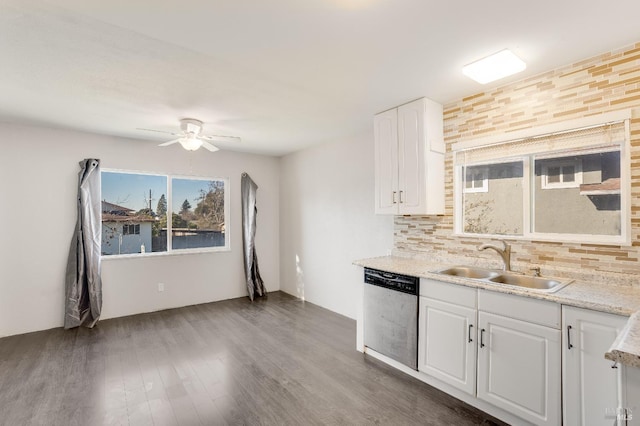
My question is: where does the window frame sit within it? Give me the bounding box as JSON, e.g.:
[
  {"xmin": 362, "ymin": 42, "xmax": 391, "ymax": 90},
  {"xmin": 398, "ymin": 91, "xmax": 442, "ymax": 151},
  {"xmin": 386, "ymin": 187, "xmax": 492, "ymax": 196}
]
[
  {"xmin": 101, "ymin": 168, "xmax": 231, "ymax": 259},
  {"xmin": 540, "ymin": 159, "xmax": 582, "ymax": 189},
  {"xmin": 452, "ymin": 112, "xmax": 631, "ymax": 246},
  {"xmin": 122, "ymin": 224, "xmax": 141, "ymax": 235},
  {"xmin": 463, "ymin": 166, "xmax": 489, "ymax": 193}
]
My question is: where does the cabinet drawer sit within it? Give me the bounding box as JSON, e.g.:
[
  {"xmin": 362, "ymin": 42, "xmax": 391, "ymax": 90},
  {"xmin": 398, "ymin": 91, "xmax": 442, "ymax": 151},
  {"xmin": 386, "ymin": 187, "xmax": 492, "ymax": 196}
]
[
  {"xmin": 478, "ymin": 290, "xmax": 560, "ymax": 329},
  {"xmin": 421, "ymin": 279, "xmax": 476, "ymax": 309}
]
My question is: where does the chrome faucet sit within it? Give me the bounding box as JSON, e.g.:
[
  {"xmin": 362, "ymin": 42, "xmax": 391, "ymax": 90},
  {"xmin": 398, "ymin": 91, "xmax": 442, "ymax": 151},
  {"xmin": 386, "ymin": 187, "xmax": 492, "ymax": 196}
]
[{"xmin": 478, "ymin": 240, "xmax": 512, "ymax": 272}]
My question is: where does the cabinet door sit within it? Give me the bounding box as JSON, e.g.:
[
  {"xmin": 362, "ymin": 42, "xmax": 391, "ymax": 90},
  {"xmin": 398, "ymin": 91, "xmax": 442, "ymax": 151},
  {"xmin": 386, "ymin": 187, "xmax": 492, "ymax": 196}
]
[
  {"xmin": 418, "ymin": 297, "xmax": 477, "ymax": 395},
  {"xmin": 563, "ymin": 306, "xmax": 628, "ymax": 426},
  {"xmin": 625, "ymin": 365, "xmax": 640, "ymax": 420},
  {"xmin": 374, "ymin": 109, "xmax": 398, "ymax": 214},
  {"xmin": 397, "ymin": 99, "xmax": 424, "ymax": 214},
  {"xmin": 477, "ymin": 312, "xmax": 561, "ymax": 426}
]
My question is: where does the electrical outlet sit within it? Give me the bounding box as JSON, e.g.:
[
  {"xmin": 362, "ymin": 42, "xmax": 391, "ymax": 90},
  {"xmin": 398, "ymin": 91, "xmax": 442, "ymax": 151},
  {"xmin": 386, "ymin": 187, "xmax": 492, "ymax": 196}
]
[{"xmin": 158, "ymin": 283, "xmax": 165, "ymax": 292}]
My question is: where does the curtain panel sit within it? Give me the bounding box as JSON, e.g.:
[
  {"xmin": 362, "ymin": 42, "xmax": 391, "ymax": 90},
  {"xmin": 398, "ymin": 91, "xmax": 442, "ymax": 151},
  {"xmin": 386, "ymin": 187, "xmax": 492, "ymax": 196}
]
[
  {"xmin": 64, "ymin": 159, "xmax": 102, "ymax": 329},
  {"xmin": 241, "ymin": 173, "xmax": 266, "ymax": 301}
]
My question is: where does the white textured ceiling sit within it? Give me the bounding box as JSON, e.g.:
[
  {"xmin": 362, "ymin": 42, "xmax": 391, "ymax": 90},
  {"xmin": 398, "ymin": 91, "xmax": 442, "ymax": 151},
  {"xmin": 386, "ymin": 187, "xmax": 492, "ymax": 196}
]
[{"xmin": 1, "ymin": 0, "xmax": 640, "ymax": 156}]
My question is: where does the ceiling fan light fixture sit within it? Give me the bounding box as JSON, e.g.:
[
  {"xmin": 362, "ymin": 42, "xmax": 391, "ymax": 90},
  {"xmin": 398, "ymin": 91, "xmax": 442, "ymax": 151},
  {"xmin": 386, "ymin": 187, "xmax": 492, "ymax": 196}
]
[
  {"xmin": 178, "ymin": 135, "xmax": 203, "ymax": 151},
  {"xmin": 145, "ymin": 117, "xmax": 238, "ymax": 152},
  {"xmin": 462, "ymin": 49, "xmax": 526, "ymax": 84}
]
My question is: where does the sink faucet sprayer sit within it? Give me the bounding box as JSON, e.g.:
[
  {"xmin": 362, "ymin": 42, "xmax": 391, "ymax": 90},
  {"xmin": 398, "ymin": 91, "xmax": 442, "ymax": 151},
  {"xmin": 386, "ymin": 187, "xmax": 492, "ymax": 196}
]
[{"xmin": 478, "ymin": 240, "xmax": 512, "ymax": 272}]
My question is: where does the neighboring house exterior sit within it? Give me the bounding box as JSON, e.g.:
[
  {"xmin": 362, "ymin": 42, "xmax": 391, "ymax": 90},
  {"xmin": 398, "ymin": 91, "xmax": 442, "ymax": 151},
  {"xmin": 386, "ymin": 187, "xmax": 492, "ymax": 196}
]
[
  {"xmin": 534, "ymin": 151, "xmax": 620, "ymax": 235},
  {"xmin": 463, "ymin": 161, "xmax": 524, "ymax": 235},
  {"xmin": 101, "ymin": 201, "xmax": 155, "ymax": 255},
  {"xmin": 463, "ymin": 151, "xmax": 621, "ymax": 236}
]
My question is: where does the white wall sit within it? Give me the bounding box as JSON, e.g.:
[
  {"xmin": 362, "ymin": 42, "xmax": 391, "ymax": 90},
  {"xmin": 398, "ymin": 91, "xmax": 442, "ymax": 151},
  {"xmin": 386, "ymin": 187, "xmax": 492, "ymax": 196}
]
[
  {"xmin": 0, "ymin": 123, "xmax": 280, "ymax": 337},
  {"xmin": 279, "ymin": 129, "xmax": 394, "ymax": 319}
]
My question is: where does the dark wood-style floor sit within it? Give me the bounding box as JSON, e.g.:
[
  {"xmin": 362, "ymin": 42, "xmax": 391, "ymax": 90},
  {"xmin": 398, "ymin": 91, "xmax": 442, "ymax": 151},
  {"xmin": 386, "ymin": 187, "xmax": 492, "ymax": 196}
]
[{"xmin": 0, "ymin": 291, "xmax": 505, "ymax": 425}]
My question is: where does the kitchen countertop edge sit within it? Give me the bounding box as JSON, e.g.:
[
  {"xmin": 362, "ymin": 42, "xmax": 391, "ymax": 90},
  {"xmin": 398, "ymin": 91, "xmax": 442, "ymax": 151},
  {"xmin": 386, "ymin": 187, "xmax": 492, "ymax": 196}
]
[{"xmin": 354, "ymin": 255, "xmax": 640, "ymax": 368}]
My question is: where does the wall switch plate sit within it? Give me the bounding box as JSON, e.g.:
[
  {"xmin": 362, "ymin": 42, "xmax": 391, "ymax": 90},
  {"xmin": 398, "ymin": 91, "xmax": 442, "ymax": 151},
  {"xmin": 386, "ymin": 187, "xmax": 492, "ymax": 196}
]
[{"xmin": 158, "ymin": 283, "xmax": 165, "ymax": 292}]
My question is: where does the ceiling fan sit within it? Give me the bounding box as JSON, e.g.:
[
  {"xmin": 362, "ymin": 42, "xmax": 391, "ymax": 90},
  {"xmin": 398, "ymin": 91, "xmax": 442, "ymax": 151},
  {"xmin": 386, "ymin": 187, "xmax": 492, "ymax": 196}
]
[{"xmin": 138, "ymin": 118, "xmax": 240, "ymax": 152}]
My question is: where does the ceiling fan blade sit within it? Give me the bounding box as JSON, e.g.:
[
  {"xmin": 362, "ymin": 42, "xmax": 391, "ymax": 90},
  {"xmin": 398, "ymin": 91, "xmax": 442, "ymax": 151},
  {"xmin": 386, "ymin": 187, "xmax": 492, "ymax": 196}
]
[
  {"xmin": 201, "ymin": 141, "xmax": 220, "ymax": 152},
  {"xmin": 158, "ymin": 138, "xmax": 181, "ymax": 147},
  {"xmin": 137, "ymin": 127, "xmax": 181, "ymax": 135},
  {"xmin": 200, "ymin": 134, "xmax": 241, "ymax": 141}
]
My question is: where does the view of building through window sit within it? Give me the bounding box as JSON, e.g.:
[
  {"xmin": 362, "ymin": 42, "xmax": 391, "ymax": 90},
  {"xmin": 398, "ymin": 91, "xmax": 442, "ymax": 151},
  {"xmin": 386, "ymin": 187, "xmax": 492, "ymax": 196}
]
[
  {"xmin": 534, "ymin": 151, "xmax": 621, "ymax": 235},
  {"xmin": 460, "ymin": 150, "xmax": 622, "ymax": 239},
  {"xmin": 169, "ymin": 178, "xmax": 226, "ymax": 251},
  {"xmin": 463, "ymin": 162, "xmax": 523, "ymax": 235},
  {"xmin": 101, "ymin": 171, "xmax": 227, "ymax": 256}
]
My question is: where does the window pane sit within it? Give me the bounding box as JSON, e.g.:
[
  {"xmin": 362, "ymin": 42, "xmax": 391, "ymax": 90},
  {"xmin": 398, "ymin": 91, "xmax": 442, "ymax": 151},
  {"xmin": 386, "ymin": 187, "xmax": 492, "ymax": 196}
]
[
  {"xmin": 465, "ymin": 169, "xmax": 476, "ymax": 189},
  {"xmin": 172, "ymin": 178, "xmax": 226, "ymax": 250},
  {"xmin": 463, "ymin": 162, "xmax": 523, "ymax": 235},
  {"xmin": 464, "ymin": 167, "xmax": 488, "ymax": 193},
  {"xmin": 472, "ymin": 172, "xmax": 482, "ymax": 188},
  {"xmin": 547, "ymin": 167, "xmax": 561, "ymax": 183},
  {"xmin": 562, "ymin": 166, "xmax": 575, "ymax": 182},
  {"xmin": 465, "ymin": 177, "xmax": 473, "ymax": 189},
  {"xmin": 101, "ymin": 172, "xmax": 167, "ymax": 255},
  {"xmin": 534, "ymin": 151, "xmax": 621, "ymax": 235}
]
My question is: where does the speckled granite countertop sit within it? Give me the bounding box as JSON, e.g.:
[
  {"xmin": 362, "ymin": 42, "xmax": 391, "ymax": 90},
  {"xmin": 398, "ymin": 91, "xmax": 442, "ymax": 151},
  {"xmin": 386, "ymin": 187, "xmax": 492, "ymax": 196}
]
[
  {"xmin": 354, "ymin": 255, "xmax": 640, "ymax": 368},
  {"xmin": 605, "ymin": 312, "xmax": 640, "ymax": 368}
]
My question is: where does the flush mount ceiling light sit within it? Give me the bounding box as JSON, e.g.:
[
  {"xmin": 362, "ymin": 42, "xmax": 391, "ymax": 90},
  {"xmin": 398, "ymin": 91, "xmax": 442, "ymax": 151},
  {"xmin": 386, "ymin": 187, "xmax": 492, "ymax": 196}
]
[{"xmin": 462, "ymin": 49, "xmax": 526, "ymax": 84}]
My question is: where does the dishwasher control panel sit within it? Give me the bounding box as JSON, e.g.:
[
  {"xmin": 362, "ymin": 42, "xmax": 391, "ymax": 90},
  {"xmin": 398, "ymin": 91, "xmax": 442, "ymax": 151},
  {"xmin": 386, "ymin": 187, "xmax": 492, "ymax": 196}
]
[{"xmin": 364, "ymin": 268, "xmax": 419, "ymax": 295}]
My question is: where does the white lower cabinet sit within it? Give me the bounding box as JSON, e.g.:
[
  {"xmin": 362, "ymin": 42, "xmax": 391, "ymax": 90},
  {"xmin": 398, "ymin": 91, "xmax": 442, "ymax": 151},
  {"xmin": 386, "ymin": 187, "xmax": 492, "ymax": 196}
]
[
  {"xmin": 418, "ymin": 297, "xmax": 477, "ymax": 395},
  {"xmin": 418, "ymin": 281, "xmax": 561, "ymax": 425},
  {"xmin": 627, "ymin": 366, "xmax": 640, "ymax": 420},
  {"xmin": 417, "ymin": 280, "xmax": 640, "ymax": 426},
  {"xmin": 477, "ymin": 290, "xmax": 561, "ymax": 426},
  {"xmin": 562, "ymin": 305, "xmax": 634, "ymax": 426},
  {"xmin": 477, "ymin": 311, "xmax": 561, "ymax": 426}
]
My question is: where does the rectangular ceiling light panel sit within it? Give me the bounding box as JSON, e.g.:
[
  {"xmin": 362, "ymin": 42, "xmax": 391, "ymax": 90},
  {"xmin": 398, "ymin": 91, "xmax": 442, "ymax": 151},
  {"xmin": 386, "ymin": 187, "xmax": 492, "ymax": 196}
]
[{"xmin": 463, "ymin": 49, "xmax": 526, "ymax": 84}]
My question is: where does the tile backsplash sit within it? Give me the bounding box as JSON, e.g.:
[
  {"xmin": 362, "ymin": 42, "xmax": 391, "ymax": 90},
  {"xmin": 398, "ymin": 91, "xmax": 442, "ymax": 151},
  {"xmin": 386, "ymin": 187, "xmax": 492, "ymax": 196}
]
[{"xmin": 394, "ymin": 42, "xmax": 640, "ymax": 285}]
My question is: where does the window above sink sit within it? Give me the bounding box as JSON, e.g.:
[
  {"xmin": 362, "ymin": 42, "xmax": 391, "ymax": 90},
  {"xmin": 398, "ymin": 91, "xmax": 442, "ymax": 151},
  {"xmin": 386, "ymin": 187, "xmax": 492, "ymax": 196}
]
[{"xmin": 452, "ymin": 110, "xmax": 631, "ymax": 245}]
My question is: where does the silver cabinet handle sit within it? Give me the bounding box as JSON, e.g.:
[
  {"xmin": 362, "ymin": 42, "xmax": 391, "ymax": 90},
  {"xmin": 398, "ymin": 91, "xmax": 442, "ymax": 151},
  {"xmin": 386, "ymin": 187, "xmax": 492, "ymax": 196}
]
[
  {"xmin": 392, "ymin": 191, "xmax": 397, "ymax": 204},
  {"xmin": 468, "ymin": 324, "xmax": 473, "ymax": 343},
  {"xmin": 399, "ymin": 190, "xmax": 404, "ymax": 203},
  {"xmin": 567, "ymin": 325, "xmax": 573, "ymax": 350},
  {"xmin": 480, "ymin": 328, "xmax": 485, "ymax": 348}
]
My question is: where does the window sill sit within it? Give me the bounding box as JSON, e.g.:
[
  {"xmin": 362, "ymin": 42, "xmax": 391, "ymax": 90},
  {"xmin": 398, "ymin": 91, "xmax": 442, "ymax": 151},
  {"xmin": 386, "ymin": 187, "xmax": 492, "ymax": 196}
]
[{"xmin": 101, "ymin": 246, "xmax": 230, "ymax": 260}]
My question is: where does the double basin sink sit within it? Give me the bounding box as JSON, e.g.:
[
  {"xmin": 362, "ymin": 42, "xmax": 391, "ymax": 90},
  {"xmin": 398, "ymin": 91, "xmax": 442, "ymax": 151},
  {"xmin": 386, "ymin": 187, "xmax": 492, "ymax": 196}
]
[{"xmin": 434, "ymin": 266, "xmax": 572, "ymax": 293}]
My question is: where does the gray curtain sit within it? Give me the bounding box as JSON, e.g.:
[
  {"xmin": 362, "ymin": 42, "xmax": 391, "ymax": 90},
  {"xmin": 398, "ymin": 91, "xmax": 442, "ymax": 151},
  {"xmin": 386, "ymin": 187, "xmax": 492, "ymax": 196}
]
[
  {"xmin": 241, "ymin": 173, "xmax": 266, "ymax": 301},
  {"xmin": 64, "ymin": 159, "xmax": 103, "ymax": 329}
]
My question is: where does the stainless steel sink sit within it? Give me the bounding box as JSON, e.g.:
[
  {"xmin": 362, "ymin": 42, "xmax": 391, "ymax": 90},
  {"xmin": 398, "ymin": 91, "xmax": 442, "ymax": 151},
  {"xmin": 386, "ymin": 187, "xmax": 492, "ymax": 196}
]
[
  {"xmin": 437, "ymin": 266, "xmax": 501, "ymax": 279},
  {"xmin": 434, "ymin": 265, "xmax": 572, "ymax": 293},
  {"xmin": 487, "ymin": 274, "xmax": 572, "ymax": 292}
]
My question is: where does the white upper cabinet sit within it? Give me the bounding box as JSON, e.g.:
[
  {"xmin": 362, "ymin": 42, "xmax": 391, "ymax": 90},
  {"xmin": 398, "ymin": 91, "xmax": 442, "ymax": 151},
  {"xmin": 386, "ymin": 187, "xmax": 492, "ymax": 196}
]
[
  {"xmin": 374, "ymin": 97, "xmax": 444, "ymax": 215},
  {"xmin": 374, "ymin": 109, "xmax": 399, "ymax": 214}
]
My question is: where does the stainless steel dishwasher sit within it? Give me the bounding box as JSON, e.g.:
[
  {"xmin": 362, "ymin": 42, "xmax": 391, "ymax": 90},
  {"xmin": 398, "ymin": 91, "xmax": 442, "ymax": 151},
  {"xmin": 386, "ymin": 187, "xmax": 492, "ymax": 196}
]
[{"xmin": 363, "ymin": 268, "xmax": 419, "ymax": 370}]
